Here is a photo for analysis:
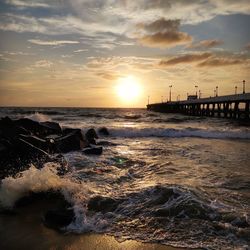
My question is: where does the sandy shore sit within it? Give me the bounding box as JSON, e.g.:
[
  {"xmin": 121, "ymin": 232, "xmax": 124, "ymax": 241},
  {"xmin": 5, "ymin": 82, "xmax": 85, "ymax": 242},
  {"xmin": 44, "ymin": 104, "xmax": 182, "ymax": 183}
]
[{"xmin": 0, "ymin": 197, "xmax": 184, "ymax": 250}]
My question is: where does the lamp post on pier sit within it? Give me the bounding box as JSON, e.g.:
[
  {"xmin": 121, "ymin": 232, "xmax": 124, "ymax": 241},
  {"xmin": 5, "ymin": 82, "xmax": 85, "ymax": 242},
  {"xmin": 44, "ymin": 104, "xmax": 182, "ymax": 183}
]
[
  {"xmin": 216, "ymin": 86, "xmax": 218, "ymax": 97},
  {"xmin": 199, "ymin": 90, "xmax": 201, "ymax": 99},
  {"xmin": 169, "ymin": 85, "xmax": 172, "ymax": 102},
  {"xmin": 195, "ymin": 85, "xmax": 198, "ymax": 97},
  {"xmin": 243, "ymin": 80, "xmax": 245, "ymax": 94},
  {"xmin": 235, "ymin": 86, "xmax": 237, "ymax": 95}
]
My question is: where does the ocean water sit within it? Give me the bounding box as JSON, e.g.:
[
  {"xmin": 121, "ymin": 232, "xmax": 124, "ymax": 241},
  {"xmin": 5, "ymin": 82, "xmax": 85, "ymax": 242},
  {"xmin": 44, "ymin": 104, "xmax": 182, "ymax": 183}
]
[{"xmin": 0, "ymin": 107, "xmax": 250, "ymax": 249}]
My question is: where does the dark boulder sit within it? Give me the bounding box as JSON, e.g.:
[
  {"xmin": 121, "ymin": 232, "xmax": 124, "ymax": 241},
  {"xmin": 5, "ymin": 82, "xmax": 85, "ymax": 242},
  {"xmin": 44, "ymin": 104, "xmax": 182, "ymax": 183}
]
[
  {"xmin": 98, "ymin": 127, "xmax": 109, "ymax": 136},
  {"xmin": 40, "ymin": 121, "xmax": 62, "ymax": 135},
  {"xmin": 19, "ymin": 134, "xmax": 49, "ymax": 152},
  {"xmin": 0, "ymin": 117, "xmax": 30, "ymax": 139},
  {"xmin": 88, "ymin": 195, "xmax": 119, "ymax": 212},
  {"xmin": 14, "ymin": 118, "xmax": 62, "ymax": 137},
  {"xmin": 44, "ymin": 208, "xmax": 74, "ymax": 230},
  {"xmin": 85, "ymin": 128, "xmax": 98, "ymax": 144},
  {"xmin": 83, "ymin": 146, "xmax": 103, "ymax": 155},
  {"xmin": 55, "ymin": 129, "xmax": 85, "ymax": 153}
]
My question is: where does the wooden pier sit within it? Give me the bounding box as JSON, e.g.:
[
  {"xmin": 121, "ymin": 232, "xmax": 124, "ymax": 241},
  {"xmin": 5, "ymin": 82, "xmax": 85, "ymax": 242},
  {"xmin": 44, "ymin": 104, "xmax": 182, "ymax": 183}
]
[{"xmin": 147, "ymin": 93, "xmax": 250, "ymax": 120}]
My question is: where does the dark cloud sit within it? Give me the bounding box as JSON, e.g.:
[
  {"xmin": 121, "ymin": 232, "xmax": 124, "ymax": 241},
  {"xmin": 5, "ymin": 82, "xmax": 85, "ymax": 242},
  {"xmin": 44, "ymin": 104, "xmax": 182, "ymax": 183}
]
[
  {"xmin": 189, "ymin": 39, "xmax": 224, "ymax": 49},
  {"xmin": 137, "ymin": 19, "xmax": 180, "ymax": 33},
  {"xmin": 159, "ymin": 52, "xmax": 212, "ymax": 66},
  {"xmin": 137, "ymin": 18, "xmax": 192, "ymax": 48}
]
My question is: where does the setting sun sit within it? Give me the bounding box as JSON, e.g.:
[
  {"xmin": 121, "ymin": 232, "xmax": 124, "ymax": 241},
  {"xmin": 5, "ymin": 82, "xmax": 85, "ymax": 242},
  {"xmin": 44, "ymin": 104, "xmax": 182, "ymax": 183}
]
[{"xmin": 116, "ymin": 76, "xmax": 142, "ymax": 102}]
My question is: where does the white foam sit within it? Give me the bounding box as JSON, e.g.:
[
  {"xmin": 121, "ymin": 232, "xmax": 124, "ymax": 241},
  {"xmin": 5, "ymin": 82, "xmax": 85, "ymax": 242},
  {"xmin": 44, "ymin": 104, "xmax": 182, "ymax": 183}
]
[
  {"xmin": 25, "ymin": 112, "xmax": 51, "ymax": 122},
  {"xmin": 0, "ymin": 163, "xmax": 78, "ymax": 208},
  {"xmin": 109, "ymin": 127, "xmax": 250, "ymax": 139}
]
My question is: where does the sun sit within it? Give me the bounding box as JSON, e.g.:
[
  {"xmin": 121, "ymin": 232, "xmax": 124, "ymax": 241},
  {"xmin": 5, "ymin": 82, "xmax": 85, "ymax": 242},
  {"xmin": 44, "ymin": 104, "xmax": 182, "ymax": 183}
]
[{"xmin": 116, "ymin": 76, "xmax": 141, "ymax": 102}]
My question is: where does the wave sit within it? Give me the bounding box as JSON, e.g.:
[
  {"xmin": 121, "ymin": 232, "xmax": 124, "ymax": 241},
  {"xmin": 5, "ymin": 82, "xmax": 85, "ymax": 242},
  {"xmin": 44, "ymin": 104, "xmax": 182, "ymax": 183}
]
[
  {"xmin": 25, "ymin": 112, "xmax": 52, "ymax": 122},
  {"xmin": 1, "ymin": 164, "xmax": 248, "ymax": 249},
  {"xmin": 0, "ymin": 163, "xmax": 79, "ymax": 208},
  {"xmin": 109, "ymin": 127, "xmax": 250, "ymax": 139}
]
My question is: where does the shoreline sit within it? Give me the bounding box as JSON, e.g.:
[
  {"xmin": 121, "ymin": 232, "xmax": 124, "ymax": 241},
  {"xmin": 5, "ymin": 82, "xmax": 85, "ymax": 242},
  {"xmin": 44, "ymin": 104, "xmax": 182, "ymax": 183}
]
[{"xmin": 0, "ymin": 195, "xmax": 186, "ymax": 250}]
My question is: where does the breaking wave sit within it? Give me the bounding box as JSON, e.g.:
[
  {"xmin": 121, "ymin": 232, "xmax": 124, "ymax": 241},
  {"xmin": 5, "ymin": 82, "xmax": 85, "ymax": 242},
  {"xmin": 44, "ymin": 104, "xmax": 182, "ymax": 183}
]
[
  {"xmin": 109, "ymin": 127, "xmax": 250, "ymax": 139},
  {"xmin": 25, "ymin": 112, "xmax": 52, "ymax": 122}
]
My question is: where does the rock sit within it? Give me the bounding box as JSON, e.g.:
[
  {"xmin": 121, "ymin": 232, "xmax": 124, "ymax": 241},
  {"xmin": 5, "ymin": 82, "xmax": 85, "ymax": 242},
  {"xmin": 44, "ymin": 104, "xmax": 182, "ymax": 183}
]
[
  {"xmin": 40, "ymin": 121, "xmax": 62, "ymax": 135},
  {"xmin": 14, "ymin": 118, "xmax": 62, "ymax": 137},
  {"xmin": 88, "ymin": 195, "xmax": 119, "ymax": 212},
  {"xmin": 44, "ymin": 208, "xmax": 74, "ymax": 230},
  {"xmin": 98, "ymin": 127, "xmax": 109, "ymax": 136},
  {"xmin": 19, "ymin": 134, "xmax": 49, "ymax": 152},
  {"xmin": 55, "ymin": 129, "xmax": 85, "ymax": 153},
  {"xmin": 83, "ymin": 146, "xmax": 103, "ymax": 155},
  {"xmin": 0, "ymin": 117, "xmax": 30, "ymax": 139},
  {"xmin": 85, "ymin": 128, "xmax": 98, "ymax": 144}
]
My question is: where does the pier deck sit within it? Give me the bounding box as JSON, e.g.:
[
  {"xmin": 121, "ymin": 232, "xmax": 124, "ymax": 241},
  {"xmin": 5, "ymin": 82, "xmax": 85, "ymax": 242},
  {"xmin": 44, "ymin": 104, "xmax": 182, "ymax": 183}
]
[{"xmin": 147, "ymin": 93, "xmax": 250, "ymax": 120}]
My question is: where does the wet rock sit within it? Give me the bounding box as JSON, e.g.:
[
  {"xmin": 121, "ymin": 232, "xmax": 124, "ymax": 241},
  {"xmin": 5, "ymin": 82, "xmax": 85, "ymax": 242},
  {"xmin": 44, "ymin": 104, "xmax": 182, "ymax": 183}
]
[
  {"xmin": 83, "ymin": 146, "xmax": 103, "ymax": 155},
  {"xmin": 40, "ymin": 121, "xmax": 62, "ymax": 135},
  {"xmin": 85, "ymin": 128, "xmax": 98, "ymax": 144},
  {"xmin": 15, "ymin": 191, "xmax": 69, "ymax": 208},
  {"xmin": 14, "ymin": 118, "xmax": 61, "ymax": 137},
  {"xmin": 44, "ymin": 208, "xmax": 74, "ymax": 230},
  {"xmin": 98, "ymin": 127, "xmax": 109, "ymax": 136},
  {"xmin": 88, "ymin": 195, "xmax": 119, "ymax": 212},
  {"xmin": 19, "ymin": 134, "xmax": 49, "ymax": 152},
  {"xmin": 55, "ymin": 129, "xmax": 85, "ymax": 153}
]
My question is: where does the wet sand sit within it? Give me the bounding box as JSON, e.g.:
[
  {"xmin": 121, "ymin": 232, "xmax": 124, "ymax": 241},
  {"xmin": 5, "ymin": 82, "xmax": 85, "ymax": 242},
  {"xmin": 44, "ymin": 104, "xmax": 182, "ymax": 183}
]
[{"xmin": 0, "ymin": 198, "xmax": 184, "ymax": 250}]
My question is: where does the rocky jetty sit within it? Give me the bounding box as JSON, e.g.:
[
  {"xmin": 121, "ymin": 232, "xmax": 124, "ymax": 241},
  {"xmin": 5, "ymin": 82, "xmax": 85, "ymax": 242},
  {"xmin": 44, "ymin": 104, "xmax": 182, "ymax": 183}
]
[{"xmin": 0, "ymin": 116, "xmax": 104, "ymax": 179}]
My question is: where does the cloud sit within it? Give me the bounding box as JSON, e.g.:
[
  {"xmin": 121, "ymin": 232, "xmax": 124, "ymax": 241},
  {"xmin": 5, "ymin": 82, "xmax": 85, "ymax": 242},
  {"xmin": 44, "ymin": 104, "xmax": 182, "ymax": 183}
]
[
  {"xmin": 6, "ymin": 0, "xmax": 50, "ymax": 8},
  {"xmin": 86, "ymin": 56, "xmax": 158, "ymax": 72},
  {"xmin": 139, "ymin": 31, "xmax": 192, "ymax": 48},
  {"xmin": 28, "ymin": 39, "xmax": 79, "ymax": 46},
  {"xmin": 136, "ymin": 18, "xmax": 192, "ymax": 48},
  {"xmin": 189, "ymin": 39, "xmax": 224, "ymax": 49},
  {"xmin": 34, "ymin": 60, "xmax": 53, "ymax": 68},
  {"xmin": 159, "ymin": 52, "xmax": 213, "ymax": 66},
  {"xmin": 245, "ymin": 43, "xmax": 250, "ymax": 50},
  {"xmin": 74, "ymin": 49, "xmax": 88, "ymax": 53},
  {"xmin": 96, "ymin": 71, "xmax": 121, "ymax": 80},
  {"xmin": 197, "ymin": 57, "xmax": 245, "ymax": 67}
]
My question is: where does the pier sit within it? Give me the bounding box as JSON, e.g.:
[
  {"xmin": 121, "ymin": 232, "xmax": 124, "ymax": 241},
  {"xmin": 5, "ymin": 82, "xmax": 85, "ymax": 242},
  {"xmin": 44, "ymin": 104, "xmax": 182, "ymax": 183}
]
[{"xmin": 147, "ymin": 93, "xmax": 250, "ymax": 120}]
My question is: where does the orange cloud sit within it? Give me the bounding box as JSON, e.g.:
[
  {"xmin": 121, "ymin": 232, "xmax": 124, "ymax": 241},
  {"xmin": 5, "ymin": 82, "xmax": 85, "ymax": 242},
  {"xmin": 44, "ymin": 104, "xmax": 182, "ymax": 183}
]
[
  {"xmin": 159, "ymin": 52, "xmax": 212, "ymax": 66},
  {"xmin": 197, "ymin": 57, "xmax": 244, "ymax": 67},
  {"xmin": 189, "ymin": 39, "xmax": 223, "ymax": 49},
  {"xmin": 136, "ymin": 18, "xmax": 192, "ymax": 48}
]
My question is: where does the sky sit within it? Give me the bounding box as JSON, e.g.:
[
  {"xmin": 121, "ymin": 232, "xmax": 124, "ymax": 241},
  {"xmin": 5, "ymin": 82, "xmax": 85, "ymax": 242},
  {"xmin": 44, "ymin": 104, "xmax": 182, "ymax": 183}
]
[{"xmin": 0, "ymin": 0, "xmax": 250, "ymax": 108}]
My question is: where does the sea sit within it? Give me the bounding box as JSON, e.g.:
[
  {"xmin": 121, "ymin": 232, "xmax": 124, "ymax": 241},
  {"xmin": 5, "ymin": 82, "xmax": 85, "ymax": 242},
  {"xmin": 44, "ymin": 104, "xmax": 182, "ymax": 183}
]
[{"xmin": 0, "ymin": 107, "xmax": 249, "ymax": 249}]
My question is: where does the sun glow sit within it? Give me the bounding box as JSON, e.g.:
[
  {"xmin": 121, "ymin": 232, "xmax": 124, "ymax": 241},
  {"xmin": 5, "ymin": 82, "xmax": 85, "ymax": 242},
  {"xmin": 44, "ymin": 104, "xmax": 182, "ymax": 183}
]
[{"xmin": 116, "ymin": 76, "xmax": 142, "ymax": 102}]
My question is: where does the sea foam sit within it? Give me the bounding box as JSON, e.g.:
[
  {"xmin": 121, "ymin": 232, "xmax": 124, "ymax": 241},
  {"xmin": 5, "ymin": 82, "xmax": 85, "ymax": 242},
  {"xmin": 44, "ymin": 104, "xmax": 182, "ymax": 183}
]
[
  {"xmin": 0, "ymin": 163, "xmax": 77, "ymax": 208},
  {"xmin": 109, "ymin": 127, "xmax": 250, "ymax": 139},
  {"xmin": 25, "ymin": 112, "xmax": 51, "ymax": 122}
]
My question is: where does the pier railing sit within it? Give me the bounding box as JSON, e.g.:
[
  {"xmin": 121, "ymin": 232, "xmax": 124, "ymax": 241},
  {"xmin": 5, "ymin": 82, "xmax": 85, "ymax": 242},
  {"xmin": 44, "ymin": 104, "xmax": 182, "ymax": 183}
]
[{"xmin": 147, "ymin": 93, "xmax": 250, "ymax": 120}]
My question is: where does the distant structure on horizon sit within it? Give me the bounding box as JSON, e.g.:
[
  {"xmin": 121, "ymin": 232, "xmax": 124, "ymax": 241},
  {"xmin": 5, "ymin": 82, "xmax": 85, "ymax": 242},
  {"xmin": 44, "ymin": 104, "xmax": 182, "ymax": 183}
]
[{"xmin": 147, "ymin": 92, "xmax": 250, "ymax": 120}]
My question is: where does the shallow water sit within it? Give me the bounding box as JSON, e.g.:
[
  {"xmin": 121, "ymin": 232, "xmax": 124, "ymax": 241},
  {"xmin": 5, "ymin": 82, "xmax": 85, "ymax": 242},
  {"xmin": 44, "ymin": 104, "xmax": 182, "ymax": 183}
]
[{"xmin": 0, "ymin": 107, "xmax": 249, "ymax": 249}]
